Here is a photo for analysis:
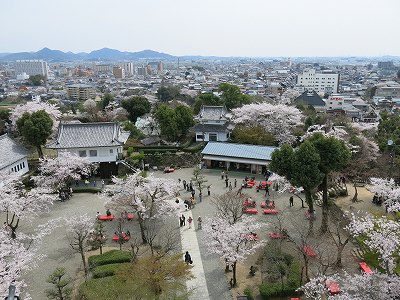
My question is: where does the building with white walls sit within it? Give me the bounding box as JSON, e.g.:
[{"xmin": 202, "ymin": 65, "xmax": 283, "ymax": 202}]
[
  {"xmin": 14, "ymin": 60, "xmax": 49, "ymax": 78},
  {"xmin": 295, "ymin": 69, "xmax": 339, "ymax": 94}
]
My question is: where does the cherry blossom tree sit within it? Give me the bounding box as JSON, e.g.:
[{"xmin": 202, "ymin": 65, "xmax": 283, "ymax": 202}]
[
  {"xmin": 346, "ymin": 212, "xmax": 400, "ymax": 274},
  {"xmin": 65, "ymin": 214, "xmax": 94, "ymax": 277},
  {"xmin": 10, "ymin": 102, "xmax": 61, "ymax": 132},
  {"xmin": 103, "ymin": 169, "xmax": 180, "ymax": 244},
  {"xmin": 0, "ymin": 174, "xmax": 55, "ymax": 238},
  {"xmin": 33, "ymin": 152, "xmax": 97, "ymax": 200},
  {"xmin": 231, "ymin": 103, "xmax": 303, "ymax": 144},
  {"xmin": 278, "ymin": 89, "xmax": 300, "ymax": 105},
  {"xmin": 369, "ymin": 177, "xmax": 400, "ymax": 212},
  {"xmin": 0, "ymin": 219, "xmax": 60, "ymax": 299},
  {"xmin": 202, "ymin": 215, "xmax": 264, "ymax": 286},
  {"xmin": 268, "ymin": 173, "xmax": 306, "ymax": 208},
  {"xmin": 299, "ymin": 272, "xmax": 400, "ymax": 300},
  {"xmin": 210, "ymin": 190, "xmax": 249, "ymax": 224}
]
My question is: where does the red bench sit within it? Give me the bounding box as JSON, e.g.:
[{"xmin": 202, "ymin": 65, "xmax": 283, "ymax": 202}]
[
  {"xmin": 261, "ymin": 202, "xmax": 275, "ymax": 208},
  {"xmin": 257, "ymin": 181, "xmax": 272, "ymax": 190},
  {"xmin": 359, "ymin": 261, "xmax": 373, "ymax": 274},
  {"xmin": 263, "ymin": 209, "xmax": 280, "ymax": 214},
  {"xmin": 290, "ymin": 298, "xmax": 300, "ymax": 300},
  {"xmin": 243, "ymin": 200, "xmax": 257, "ymax": 207},
  {"xmin": 112, "ymin": 234, "xmax": 130, "ymax": 241},
  {"xmin": 127, "ymin": 213, "xmax": 135, "ymax": 220},
  {"xmin": 268, "ymin": 232, "xmax": 288, "ymax": 239},
  {"xmin": 97, "ymin": 215, "xmax": 114, "ymax": 221},
  {"xmin": 246, "ymin": 234, "xmax": 259, "ymax": 240},
  {"xmin": 244, "ymin": 208, "xmax": 258, "ymax": 214},
  {"xmin": 325, "ymin": 279, "xmax": 340, "ymax": 295},
  {"xmin": 303, "ymin": 245, "xmax": 316, "ymax": 257}
]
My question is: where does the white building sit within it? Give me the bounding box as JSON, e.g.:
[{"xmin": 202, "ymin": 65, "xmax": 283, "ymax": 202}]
[
  {"xmin": 14, "ymin": 60, "xmax": 49, "ymax": 78},
  {"xmin": 295, "ymin": 69, "xmax": 339, "ymax": 94},
  {"xmin": 119, "ymin": 62, "xmax": 134, "ymax": 76},
  {"xmin": 192, "ymin": 106, "xmax": 234, "ymax": 142},
  {"xmin": 47, "ymin": 122, "xmax": 130, "ymax": 164},
  {"xmin": 0, "ymin": 134, "xmax": 29, "ymax": 176}
]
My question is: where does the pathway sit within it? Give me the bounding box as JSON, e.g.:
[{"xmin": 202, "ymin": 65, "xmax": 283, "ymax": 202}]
[{"xmin": 179, "ymin": 207, "xmax": 211, "ymax": 300}]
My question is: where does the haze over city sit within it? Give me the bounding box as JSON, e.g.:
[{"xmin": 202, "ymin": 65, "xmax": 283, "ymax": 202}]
[{"xmin": 2, "ymin": 0, "xmax": 400, "ymax": 57}]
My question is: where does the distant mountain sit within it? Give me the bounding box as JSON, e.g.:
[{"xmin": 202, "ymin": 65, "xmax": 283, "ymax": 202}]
[{"xmin": 0, "ymin": 47, "xmax": 176, "ymax": 61}]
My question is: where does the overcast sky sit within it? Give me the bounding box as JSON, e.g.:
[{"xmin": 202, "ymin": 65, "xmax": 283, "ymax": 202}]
[{"xmin": 2, "ymin": 0, "xmax": 399, "ymax": 57}]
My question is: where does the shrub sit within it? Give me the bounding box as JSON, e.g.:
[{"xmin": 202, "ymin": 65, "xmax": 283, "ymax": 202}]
[
  {"xmin": 72, "ymin": 187, "xmax": 101, "ymax": 193},
  {"xmin": 92, "ymin": 263, "xmax": 130, "ymax": 279},
  {"xmin": 88, "ymin": 250, "xmax": 131, "ymax": 269},
  {"xmin": 329, "ymin": 190, "xmax": 337, "ymax": 198},
  {"xmin": 127, "ymin": 146, "xmax": 134, "ymax": 156},
  {"xmin": 243, "ymin": 287, "xmax": 254, "ymax": 300},
  {"xmin": 338, "ymin": 189, "xmax": 348, "ymax": 196}
]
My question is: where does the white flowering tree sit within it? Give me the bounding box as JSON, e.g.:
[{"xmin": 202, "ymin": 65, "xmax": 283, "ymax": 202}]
[
  {"xmin": 0, "ymin": 219, "xmax": 60, "ymax": 299},
  {"xmin": 0, "ymin": 174, "xmax": 55, "ymax": 239},
  {"xmin": 300, "ymin": 272, "xmax": 400, "ymax": 300},
  {"xmin": 65, "ymin": 214, "xmax": 94, "ymax": 277},
  {"xmin": 103, "ymin": 169, "xmax": 180, "ymax": 244},
  {"xmin": 268, "ymin": 173, "xmax": 306, "ymax": 208},
  {"xmin": 202, "ymin": 215, "xmax": 264, "ymax": 286},
  {"xmin": 33, "ymin": 152, "xmax": 97, "ymax": 200},
  {"xmin": 278, "ymin": 89, "xmax": 300, "ymax": 105},
  {"xmin": 231, "ymin": 103, "xmax": 303, "ymax": 145},
  {"xmin": 10, "ymin": 102, "xmax": 61, "ymax": 133},
  {"xmin": 369, "ymin": 177, "xmax": 400, "ymax": 212},
  {"xmin": 346, "ymin": 212, "xmax": 400, "ymax": 274}
]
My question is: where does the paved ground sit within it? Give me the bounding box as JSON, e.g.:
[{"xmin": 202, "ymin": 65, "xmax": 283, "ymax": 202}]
[{"xmin": 19, "ymin": 168, "xmax": 381, "ymax": 300}]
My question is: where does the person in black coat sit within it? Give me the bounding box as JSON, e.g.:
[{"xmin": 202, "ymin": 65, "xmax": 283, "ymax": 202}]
[{"xmin": 184, "ymin": 251, "xmax": 192, "ymax": 264}]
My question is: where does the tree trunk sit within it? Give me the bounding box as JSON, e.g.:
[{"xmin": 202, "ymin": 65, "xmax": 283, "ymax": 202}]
[
  {"xmin": 80, "ymin": 249, "xmax": 88, "ymax": 277},
  {"xmin": 352, "ymin": 184, "xmax": 358, "ymax": 203},
  {"xmin": 58, "ymin": 285, "xmax": 64, "ymax": 300},
  {"xmin": 99, "ymin": 244, "xmax": 103, "ymax": 255},
  {"xmin": 335, "ymin": 244, "xmax": 345, "ymax": 268},
  {"xmin": 304, "ymin": 189, "xmax": 314, "ymax": 236},
  {"xmin": 320, "ymin": 174, "xmax": 329, "ymax": 234},
  {"xmin": 138, "ymin": 217, "xmax": 147, "ymax": 244},
  {"xmin": 232, "ymin": 261, "xmax": 237, "ymax": 287},
  {"xmin": 36, "ymin": 145, "xmax": 44, "ymax": 158}
]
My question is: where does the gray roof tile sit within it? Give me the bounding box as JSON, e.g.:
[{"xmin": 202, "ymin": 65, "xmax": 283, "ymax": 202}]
[
  {"xmin": 201, "ymin": 142, "xmax": 277, "ymax": 160},
  {"xmin": 47, "ymin": 122, "xmax": 130, "ymax": 149},
  {"xmin": 0, "ymin": 134, "xmax": 29, "ymax": 170}
]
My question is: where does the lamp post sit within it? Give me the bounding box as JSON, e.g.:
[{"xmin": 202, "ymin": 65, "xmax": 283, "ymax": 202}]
[{"xmin": 388, "ymin": 139, "xmax": 396, "ymax": 179}]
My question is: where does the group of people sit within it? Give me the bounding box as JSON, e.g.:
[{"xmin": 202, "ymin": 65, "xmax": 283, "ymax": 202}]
[
  {"xmin": 179, "ymin": 214, "xmax": 202, "ymax": 229},
  {"xmin": 372, "ymin": 193, "xmax": 384, "ymax": 206}
]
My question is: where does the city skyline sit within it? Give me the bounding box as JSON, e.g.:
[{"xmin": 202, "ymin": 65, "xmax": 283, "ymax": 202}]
[{"xmin": 2, "ymin": 0, "xmax": 400, "ymax": 57}]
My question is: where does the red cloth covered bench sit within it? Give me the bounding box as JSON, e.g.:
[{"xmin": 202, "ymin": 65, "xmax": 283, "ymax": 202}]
[
  {"xmin": 268, "ymin": 232, "xmax": 288, "ymax": 239},
  {"xmin": 261, "ymin": 202, "xmax": 275, "ymax": 208},
  {"xmin": 303, "ymin": 245, "xmax": 316, "ymax": 257},
  {"xmin": 326, "ymin": 279, "xmax": 340, "ymax": 295},
  {"xmin": 127, "ymin": 213, "xmax": 135, "ymax": 220},
  {"xmin": 112, "ymin": 234, "xmax": 130, "ymax": 241},
  {"xmin": 243, "ymin": 200, "xmax": 256, "ymax": 207},
  {"xmin": 244, "ymin": 208, "xmax": 258, "ymax": 214},
  {"xmin": 97, "ymin": 215, "xmax": 114, "ymax": 221},
  {"xmin": 246, "ymin": 234, "xmax": 259, "ymax": 240},
  {"xmin": 263, "ymin": 209, "xmax": 280, "ymax": 214},
  {"xmin": 359, "ymin": 261, "xmax": 373, "ymax": 273}
]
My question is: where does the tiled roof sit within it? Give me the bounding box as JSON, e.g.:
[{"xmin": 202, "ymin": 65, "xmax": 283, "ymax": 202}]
[
  {"xmin": 201, "ymin": 142, "xmax": 277, "ymax": 160},
  {"xmin": 198, "ymin": 106, "xmax": 228, "ymax": 120},
  {"xmin": 294, "ymin": 91, "xmax": 326, "ymax": 106},
  {"xmin": 0, "ymin": 134, "xmax": 29, "ymax": 170},
  {"xmin": 47, "ymin": 122, "xmax": 130, "ymax": 149},
  {"xmin": 191, "ymin": 123, "xmax": 230, "ymax": 133}
]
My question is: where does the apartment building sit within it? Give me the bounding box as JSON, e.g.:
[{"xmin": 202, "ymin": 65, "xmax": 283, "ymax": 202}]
[
  {"xmin": 66, "ymin": 84, "xmax": 95, "ymax": 101},
  {"xmin": 295, "ymin": 69, "xmax": 339, "ymax": 94},
  {"xmin": 112, "ymin": 66, "xmax": 125, "ymax": 79},
  {"xmin": 14, "ymin": 60, "xmax": 49, "ymax": 78},
  {"xmin": 119, "ymin": 62, "xmax": 134, "ymax": 76}
]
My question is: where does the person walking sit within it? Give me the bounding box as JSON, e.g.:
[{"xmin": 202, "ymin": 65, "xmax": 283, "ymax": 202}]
[
  {"xmin": 225, "ymin": 178, "xmax": 229, "ymax": 188},
  {"xmin": 234, "ymin": 179, "xmax": 237, "ymax": 188},
  {"xmin": 199, "ymin": 192, "xmax": 202, "ymax": 203},
  {"xmin": 184, "ymin": 251, "xmax": 192, "ymax": 265},
  {"xmin": 181, "ymin": 214, "xmax": 186, "ymax": 226},
  {"xmin": 207, "ymin": 185, "xmax": 211, "ymax": 196},
  {"xmin": 197, "ymin": 216, "xmax": 203, "ymax": 230},
  {"xmin": 183, "ymin": 180, "xmax": 187, "ymax": 190},
  {"xmin": 265, "ymin": 185, "xmax": 270, "ymax": 196},
  {"xmin": 221, "ymin": 171, "xmax": 225, "ymax": 180},
  {"xmin": 229, "ymin": 182, "xmax": 232, "ymax": 191},
  {"xmin": 289, "ymin": 195, "xmax": 294, "ymax": 207},
  {"xmin": 101, "ymin": 179, "xmax": 105, "ymax": 188},
  {"xmin": 187, "ymin": 216, "xmax": 193, "ymax": 228}
]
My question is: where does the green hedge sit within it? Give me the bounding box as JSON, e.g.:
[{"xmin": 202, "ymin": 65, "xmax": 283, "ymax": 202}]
[
  {"xmin": 259, "ymin": 260, "xmax": 301, "ymax": 299},
  {"xmin": 78, "ymin": 276, "xmax": 135, "ymax": 300},
  {"xmin": 88, "ymin": 250, "xmax": 131, "ymax": 269},
  {"xmin": 243, "ymin": 287, "xmax": 254, "ymax": 300},
  {"xmin": 72, "ymin": 187, "xmax": 101, "ymax": 193},
  {"xmin": 92, "ymin": 263, "xmax": 130, "ymax": 279}
]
